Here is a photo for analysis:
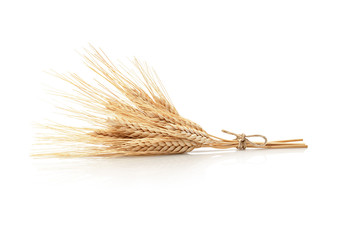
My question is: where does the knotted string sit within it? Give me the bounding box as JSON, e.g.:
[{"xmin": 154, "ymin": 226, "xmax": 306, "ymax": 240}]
[{"xmin": 222, "ymin": 130, "xmax": 268, "ymax": 150}]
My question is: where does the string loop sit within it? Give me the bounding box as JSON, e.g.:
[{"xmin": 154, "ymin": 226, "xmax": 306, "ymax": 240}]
[{"xmin": 222, "ymin": 130, "xmax": 268, "ymax": 150}]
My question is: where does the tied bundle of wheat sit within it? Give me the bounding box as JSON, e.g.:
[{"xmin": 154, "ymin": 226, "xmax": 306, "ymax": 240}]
[{"xmin": 34, "ymin": 47, "xmax": 307, "ymax": 157}]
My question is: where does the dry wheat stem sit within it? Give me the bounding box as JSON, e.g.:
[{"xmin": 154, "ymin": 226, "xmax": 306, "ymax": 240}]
[{"xmin": 33, "ymin": 46, "xmax": 307, "ymax": 157}]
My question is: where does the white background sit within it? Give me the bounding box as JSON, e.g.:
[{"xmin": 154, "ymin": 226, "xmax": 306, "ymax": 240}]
[{"xmin": 1, "ymin": 0, "xmax": 351, "ymax": 239}]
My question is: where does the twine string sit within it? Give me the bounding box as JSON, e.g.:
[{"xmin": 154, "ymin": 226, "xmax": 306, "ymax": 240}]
[{"xmin": 222, "ymin": 130, "xmax": 268, "ymax": 150}]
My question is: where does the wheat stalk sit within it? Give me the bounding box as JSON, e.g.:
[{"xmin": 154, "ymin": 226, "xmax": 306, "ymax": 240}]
[{"xmin": 33, "ymin": 46, "xmax": 307, "ymax": 157}]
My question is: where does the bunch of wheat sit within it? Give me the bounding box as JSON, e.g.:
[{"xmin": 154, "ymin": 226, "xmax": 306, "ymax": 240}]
[{"xmin": 34, "ymin": 46, "xmax": 307, "ymax": 157}]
